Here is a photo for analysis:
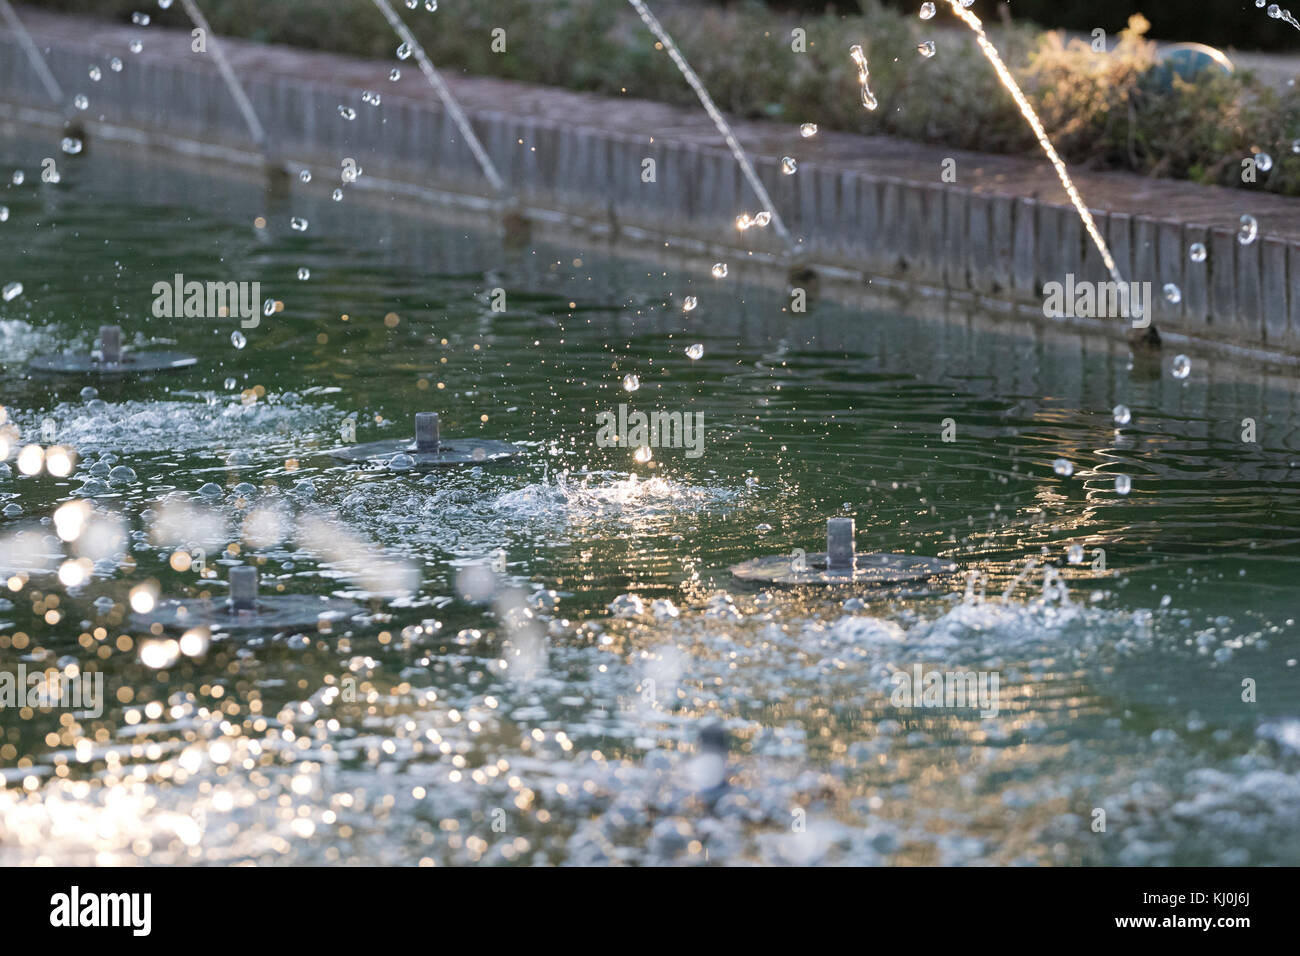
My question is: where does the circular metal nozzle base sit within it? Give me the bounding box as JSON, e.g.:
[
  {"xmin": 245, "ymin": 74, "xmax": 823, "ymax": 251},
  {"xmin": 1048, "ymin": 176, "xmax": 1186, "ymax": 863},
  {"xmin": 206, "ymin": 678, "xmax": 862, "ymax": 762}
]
[
  {"xmin": 330, "ymin": 437, "xmax": 521, "ymax": 467},
  {"xmin": 28, "ymin": 351, "xmax": 198, "ymax": 376},
  {"xmin": 134, "ymin": 594, "xmax": 359, "ymax": 633},
  {"xmin": 730, "ymin": 551, "xmax": 958, "ymax": 586}
]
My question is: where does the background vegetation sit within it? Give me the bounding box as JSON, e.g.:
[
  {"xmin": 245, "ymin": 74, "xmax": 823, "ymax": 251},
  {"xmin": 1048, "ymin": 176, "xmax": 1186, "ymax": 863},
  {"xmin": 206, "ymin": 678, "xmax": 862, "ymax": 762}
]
[{"xmin": 24, "ymin": 0, "xmax": 1300, "ymax": 195}]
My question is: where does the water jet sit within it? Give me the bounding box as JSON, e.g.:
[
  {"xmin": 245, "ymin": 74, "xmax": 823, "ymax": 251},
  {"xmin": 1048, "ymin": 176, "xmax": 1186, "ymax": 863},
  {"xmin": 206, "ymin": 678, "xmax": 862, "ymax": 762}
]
[{"xmin": 134, "ymin": 564, "xmax": 358, "ymax": 633}]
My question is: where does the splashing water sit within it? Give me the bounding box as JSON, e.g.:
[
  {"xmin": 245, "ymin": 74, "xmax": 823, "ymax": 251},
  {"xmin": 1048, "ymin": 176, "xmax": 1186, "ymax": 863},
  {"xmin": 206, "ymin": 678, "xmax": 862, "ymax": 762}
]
[
  {"xmin": 849, "ymin": 45, "xmax": 878, "ymax": 110},
  {"xmin": 1265, "ymin": 3, "xmax": 1300, "ymax": 31},
  {"xmin": 941, "ymin": 1, "xmax": 1123, "ymax": 289},
  {"xmin": 626, "ymin": 0, "xmax": 794, "ymax": 255},
  {"xmin": 369, "ymin": 0, "xmax": 506, "ymax": 196}
]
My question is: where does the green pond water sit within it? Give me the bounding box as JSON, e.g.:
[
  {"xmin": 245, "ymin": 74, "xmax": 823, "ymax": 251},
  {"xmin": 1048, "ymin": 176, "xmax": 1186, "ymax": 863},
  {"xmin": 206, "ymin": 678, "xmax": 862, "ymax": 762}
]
[{"xmin": 1, "ymin": 133, "xmax": 1298, "ymax": 865}]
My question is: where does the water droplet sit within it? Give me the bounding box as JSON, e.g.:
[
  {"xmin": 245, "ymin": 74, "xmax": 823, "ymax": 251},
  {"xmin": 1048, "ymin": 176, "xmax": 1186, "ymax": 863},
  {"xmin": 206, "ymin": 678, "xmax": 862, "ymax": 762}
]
[
  {"xmin": 753, "ymin": 211, "xmax": 772, "ymax": 227},
  {"xmin": 158, "ymin": 0, "xmax": 173, "ymax": 8},
  {"xmin": 682, "ymin": 296, "xmax": 697, "ymax": 312},
  {"xmin": 917, "ymin": 40, "xmax": 936, "ymax": 58},
  {"xmin": 1256, "ymin": 152, "xmax": 1274, "ymax": 172},
  {"xmin": 129, "ymin": 39, "xmax": 143, "ymax": 53},
  {"xmin": 263, "ymin": 299, "xmax": 276, "ymax": 317},
  {"xmin": 1269, "ymin": 3, "xmax": 1283, "ymax": 18},
  {"xmin": 1067, "ymin": 544, "xmax": 1084, "ymax": 564},
  {"xmin": 389, "ymin": 68, "xmax": 401, "ymax": 81},
  {"xmin": 231, "ymin": 331, "xmax": 247, "ymax": 349},
  {"xmin": 622, "ymin": 373, "xmax": 640, "ymax": 392},
  {"xmin": 110, "ymin": 57, "xmax": 123, "ymax": 72},
  {"xmin": 1172, "ymin": 354, "xmax": 1191, "ymax": 379},
  {"xmin": 332, "ymin": 188, "xmax": 344, "ymax": 202},
  {"xmin": 297, "ymin": 267, "xmax": 310, "ymax": 280},
  {"xmin": 634, "ymin": 446, "xmax": 653, "ymax": 464},
  {"xmin": 362, "ymin": 90, "xmax": 382, "ymax": 106},
  {"xmin": 1112, "ymin": 404, "xmax": 1131, "ymax": 426},
  {"xmin": 735, "ymin": 214, "xmax": 753, "ymax": 231},
  {"xmin": 711, "ymin": 263, "xmax": 728, "ymax": 278},
  {"xmin": 299, "ymin": 169, "xmax": 312, "ymax": 183},
  {"xmin": 1163, "ymin": 282, "xmax": 1181, "ymax": 304},
  {"xmin": 686, "ymin": 343, "xmax": 704, "ymax": 360},
  {"xmin": 338, "ymin": 105, "xmax": 356, "ymax": 121},
  {"xmin": 88, "ymin": 65, "xmax": 101, "ymax": 82},
  {"xmin": 799, "ymin": 123, "xmax": 818, "ymax": 138},
  {"xmin": 0, "ymin": 206, "xmax": 8, "ymax": 222},
  {"xmin": 1238, "ymin": 214, "xmax": 1258, "ymax": 245},
  {"xmin": 1188, "ymin": 242, "xmax": 1206, "ymax": 263},
  {"xmin": 1292, "ymin": 139, "xmax": 1300, "ymax": 154},
  {"xmin": 1114, "ymin": 474, "xmax": 1132, "ymax": 495},
  {"xmin": 3, "ymin": 282, "xmax": 23, "ymax": 302},
  {"xmin": 397, "ymin": 42, "xmax": 412, "ymax": 60},
  {"xmin": 920, "ymin": 2, "xmax": 936, "ymax": 19},
  {"xmin": 1053, "ymin": 458, "xmax": 1074, "ymax": 477},
  {"xmin": 132, "ymin": 12, "xmax": 150, "ymax": 26},
  {"xmin": 425, "ymin": 0, "xmax": 438, "ymax": 10},
  {"xmin": 73, "ymin": 94, "xmax": 88, "ymax": 111},
  {"xmin": 61, "ymin": 137, "xmax": 83, "ymax": 155},
  {"xmin": 12, "ymin": 171, "xmax": 24, "ymax": 185},
  {"xmin": 291, "ymin": 217, "xmax": 308, "ymax": 231},
  {"xmin": 781, "ymin": 156, "xmax": 797, "ymax": 174},
  {"xmin": 405, "ymin": 0, "xmax": 418, "ymax": 8}
]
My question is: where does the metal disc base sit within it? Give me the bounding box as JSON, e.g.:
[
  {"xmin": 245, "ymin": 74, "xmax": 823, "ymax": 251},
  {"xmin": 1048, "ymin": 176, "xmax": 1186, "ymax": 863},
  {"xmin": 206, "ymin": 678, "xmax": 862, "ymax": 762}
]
[
  {"xmin": 135, "ymin": 594, "xmax": 358, "ymax": 632},
  {"xmin": 730, "ymin": 551, "xmax": 958, "ymax": 586},
  {"xmin": 29, "ymin": 351, "xmax": 198, "ymax": 376},
  {"xmin": 330, "ymin": 437, "xmax": 521, "ymax": 467}
]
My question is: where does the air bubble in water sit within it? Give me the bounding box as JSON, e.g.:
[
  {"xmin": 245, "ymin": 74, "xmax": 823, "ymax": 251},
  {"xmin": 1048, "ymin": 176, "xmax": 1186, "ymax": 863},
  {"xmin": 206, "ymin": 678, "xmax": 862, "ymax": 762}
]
[
  {"xmin": 231, "ymin": 331, "xmax": 247, "ymax": 349},
  {"xmin": 683, "ymin": 296, "xmax": 697, "ymax": 312},
  {"xmin": 1113, "ymin": 404, "xmax": 1131, "ymax": 426},
  {"xmin": 297, "ymin": 267, "xmax": 310, "ymax": 280},
  {"xmin": 1188, "ymin": 242, "xmax": 1206, "ymax": 263},
  {"xmin": 338, "ymin": 105, "xmax": 356, "ymax": 120},
  {"xmin": 622, "ymin": 373, "xmax": 640, "ymax": 392},
  {"xmin": 61, "ymin": 137, "xmax": 83, "ymax": 155},
  {"xmin": 291, "ymin": 217, "xmax": 308, "ymax": 231},
  {"xmin": 1053, "ymin": 458, "xmax": 1074, "ymax": 477},
  {"xmin": 1172, "ymin": 354, "xmax": 1191, "ymax": 379},
  {"xmin": 1067, "ymin": 544, "xmax": 1084, "ymax": 564},
  {"xmin": 781, "ymin": 156, "xmax": 797, "ymax": 174},
  {"xmin": 686, "ymin": 343, "xmax": 704, "ymax": 360},
  {"xmin": 711, "ymin": 263, "xmax": 728, "ymax": 278},
  {"xmin": 917, "ymin": 40, "xmax": 936, "ymax": 58},
  {"xmin": 1238, "ymin": 214, "xmax": 1258, "ymax": 245},
  {"xmin": 920, "ymin": 2, "xmax": 936, "ymax": 19},
  {"xmin": 299, "ymin": 169, "xmax": 311, "ymax": 183},
  {"xmin": 799, "ymin": 123, "xmax": 818, "ymax": 137},
  {"xmin": 1163, "ymin": 283, "xmax": 1181, "ymax": 304},
  {"xmin": 1115, "ymin": 474, "xmax": 1132, "ymax": 495},
  {"xmin": 2, "ymin": 282, "xmax": 23, "ymax": 302}
]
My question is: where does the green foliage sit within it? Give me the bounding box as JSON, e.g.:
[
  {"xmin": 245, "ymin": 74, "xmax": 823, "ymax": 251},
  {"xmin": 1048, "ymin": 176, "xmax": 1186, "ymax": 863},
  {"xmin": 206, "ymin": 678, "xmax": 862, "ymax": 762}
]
[{"xmin": 22, "ymin": 0, "xmax": 1300, "ymax": 195}]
